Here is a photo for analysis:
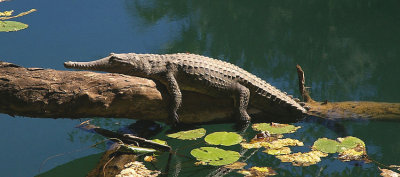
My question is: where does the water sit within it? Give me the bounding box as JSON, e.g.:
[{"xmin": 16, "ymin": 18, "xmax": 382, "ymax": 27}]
[{"xmin": 1, "ymin": 0, "xmax": 399, "ymax": 176}]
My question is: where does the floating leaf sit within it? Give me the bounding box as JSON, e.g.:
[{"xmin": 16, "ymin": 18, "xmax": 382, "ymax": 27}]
[
  {"xmin": 0, "ymin": 10, "xmax": 13, "ymax": 16},
  {"xmin": 252, "ymin": 123, "xmax": 301, "ymax": 134},
  {"xmin": 150, "ymin": 139, "xmax": 167, "ymax": 145},
  {"xmin": 379, "ymin": 165, "xmax": 400, "ymax": 177},
  {"xmin": 337, "ymin": 136, "xmax": 367, "ymax": 161},
  {"xmin": 224, "ymin": 162, "xmax": 247, "ymax": 169},
  {"xmin": 190, "ymin": 147, "xmax": 240, "ymax": 166},
  {"xmin": 263, "ymin": 147, "xmax": 291, "ymax": 155},
  {"xmin": 337, "ymin": 136, "xmax": 365, "ymax": 152},
  {"xmin": 204, "ymin": 132, "xmax": 243, "ymax": 146},
  {"xmin": 338, "ymin": 143, "xmax": 367, "ymax": 162},
  {"xmin": 0, "ymin": 9, "xmax": 36, "ymax": 20},
  {"xmin": 194, "ymin": 161, "xmax": 207, "ymax": 166},
  {"xmin": 241, "ymin": 137, "xmax": 276, "ymax": 149},
  {"xmin": 0, "ymin": 21, "xmax": 28, "ymax": 32},
  {"xmin": 237, "ymin": 166, "xmax": 277, "ymax": 176},
  {"xmin": 312, "ymin": 138, "xmax": 340, "ymax": 153},
  {"xmin": 389, "ymin": 165, "xmax": 400, "ymax": 170},
  {"xmin": 167, "ymin": 128, "xmax": 206, "ymax": 140},
  {"xmin": 379, "ymin": 168, "xmax": 400, "ymax": 177},
  {"xmin": 276, "ymin": 151, "xmax": 328, "ymax": 166},
  {"xmin": 267, "ymin": 138, "xmax": 304, "ymax": 149},
  {"xmin": 312, "ymin": 136, "xmax": 367, "ymax": 162},
  {"xmin": 241, "ymin": 138, "xmax": 303, "ymax": 149},
  {"xmin": 241, "ymin": 142, "xmax": 264, "ymax": 149},
  {"xmin": 119, "ymin": 144, "xmax": 156, "ymax": 154},
  {"xmin": 144, "ymin": 155, "xmax": 157, "ymax": 162}
]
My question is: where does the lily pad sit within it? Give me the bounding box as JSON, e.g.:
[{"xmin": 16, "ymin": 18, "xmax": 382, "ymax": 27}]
[
  {"xmin": 241, "ymin": 142, "xmax": 266, "ymax": 149},
  {"xmin": 268, "ymin": 138, "xmax": 304, "ymax": 149},
  {"xmin": 224, "ymin": 162, "xmax": 247, "ymax": 169},
  {"xmin": 338, "ymin": 145, "xmax": 366, "ymax": 162},
  {"xmin": 312, "ymin": 138, "xmax": 340, "ymax": 153},
  {"xmin": 190, "ymin": 147, "xmax": 240, "ymax": 166},
  {"xmin": 252, "ymin": 123, "xmax": 301, "ymax": 134},
  {"xmin": 204, "ymin": 132, "xmax": 243, "ymax": 146},
  {"xmin": 241, "ymin": 137, "xmax": 276, "ymax": 149},
  {"xmin": 241, "ymin": 138, "xmax": 303, "ymax": 149},
  {"xmin": 337, "ymin": 137, "xmax": 367, "ymax": 162},
  {"xmin": 0, "ymin": 21, "xmax": 28, "ymax": 32},
  {"xmin": 312, "ymin": 136, "xmax": 367, "ymax": 162},
  {"xmin": 337, "ymin": 136, "xmax": 365, "ymax": 152},
  {"xmin": 237, "ymin": 166, "xmax": 277, "ymax": 176},
  {"xmin": 263, "ymin": 147, "xmax": 291, "ymax": 155},
  {"xmin": 276, "ymin": 150, "xmax": 328, "ymax": 166},
  {"xmin": 167, "ymin": 128, "xmax": 206, "ymax": 140}
]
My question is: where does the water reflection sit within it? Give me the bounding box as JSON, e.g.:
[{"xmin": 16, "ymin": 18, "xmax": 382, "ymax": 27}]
[
  {"xmin": 1, "ymin": 0, "xmax": 400, "ymax": 176},
  {"xmin": 127, "ymin": 0, "xmax": 400, "ymax": 102}
]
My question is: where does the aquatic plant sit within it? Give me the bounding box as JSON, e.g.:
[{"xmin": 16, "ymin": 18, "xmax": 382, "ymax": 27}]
[{"xmin": 0, "ymin": 1, "xmax": 36, "ymax": 32}]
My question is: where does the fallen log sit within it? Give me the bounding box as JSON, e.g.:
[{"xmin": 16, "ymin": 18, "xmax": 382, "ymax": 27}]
[
  {"xmin": 0, "ymin": 61, "xmax": 234, "ymax": 123},
  {"xmin": 1, "ymin": 61, "xmax": 399, "ymax": 122}
]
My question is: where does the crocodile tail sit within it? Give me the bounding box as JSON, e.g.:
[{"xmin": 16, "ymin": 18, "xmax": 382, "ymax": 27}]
[{"xmin": 249, "ymin": 83, "xmax": 306, "ymax": 119}]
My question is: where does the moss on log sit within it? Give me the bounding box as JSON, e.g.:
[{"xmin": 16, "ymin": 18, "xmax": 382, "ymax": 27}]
[
  {"xmin": 306, "ymin": 101, "xmax": 400, "ymax": 119},
  {"xmin": 296, "ymin": 64, "xmax": 400, "ymax": 120}
]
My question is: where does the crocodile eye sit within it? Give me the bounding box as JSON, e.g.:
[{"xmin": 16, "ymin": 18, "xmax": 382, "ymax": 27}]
[{"xmin": 109, "ymin": 56, "xmax": 123, "ymax": 64}]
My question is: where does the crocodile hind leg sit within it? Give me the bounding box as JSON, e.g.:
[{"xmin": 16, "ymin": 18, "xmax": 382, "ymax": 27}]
[
  {"xmin": 232, "ymin": 83, "xmax": 251, "ymax": 124},
  {"xmin": 164, "ymin": 67, "xmax": 182, "ymax": 126}
]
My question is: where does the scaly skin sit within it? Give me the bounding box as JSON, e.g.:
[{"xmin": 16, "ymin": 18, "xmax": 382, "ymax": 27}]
[{"xmin": 64, "ymin": 53, "xmax": 307, "ymax": 125}]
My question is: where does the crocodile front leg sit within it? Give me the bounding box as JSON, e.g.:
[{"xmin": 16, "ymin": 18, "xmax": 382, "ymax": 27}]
[{"xmin": 164, "ymin": 65, "xmax": 182, "ymax": 125}]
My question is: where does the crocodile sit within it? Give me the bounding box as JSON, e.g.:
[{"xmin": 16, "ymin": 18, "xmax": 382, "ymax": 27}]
[{"xmin": 64, "ymin": 53, "xmax": 307, "ymax": 125}]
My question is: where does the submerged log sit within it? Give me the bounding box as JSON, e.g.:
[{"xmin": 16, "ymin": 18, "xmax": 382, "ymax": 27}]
[
  {"xmin": 86, "ymin": 144, "xmax": 139, "ymax": 177},
  {"xmin": 296, "ymin": 64, "xmax": 400, "ymax": 119},
  {"xmin": 306, "ymin": 101, "xmax": 400, "ymax": 119}
]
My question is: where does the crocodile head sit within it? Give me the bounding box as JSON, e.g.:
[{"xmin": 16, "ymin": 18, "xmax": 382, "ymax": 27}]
[{"xmin": 64, "ymin": 53, "xmax": 149, "ymax": 75}]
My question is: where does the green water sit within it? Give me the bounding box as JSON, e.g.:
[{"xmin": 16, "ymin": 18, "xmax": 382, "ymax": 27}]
[{"xmin": 1, "ymin": 0, "xmax": 399, "ymax": 176}]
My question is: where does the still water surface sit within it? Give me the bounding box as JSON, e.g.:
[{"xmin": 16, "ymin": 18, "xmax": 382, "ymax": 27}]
[{"xmin": 1, "ymin": 0, "xmax": 399, "ymax": 176}]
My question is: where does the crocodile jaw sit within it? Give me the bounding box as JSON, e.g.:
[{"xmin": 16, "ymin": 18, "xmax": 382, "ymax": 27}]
[{"xmin": 64, "ymin": 56, "xmax": 112, "ymax": 72}]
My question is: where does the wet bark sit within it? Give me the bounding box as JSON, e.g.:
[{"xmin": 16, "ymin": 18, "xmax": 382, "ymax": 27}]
[{"xmin": 296, "ymin": 64, "xmax": 314, "ymax": 103}]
